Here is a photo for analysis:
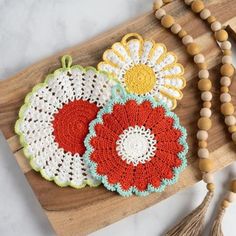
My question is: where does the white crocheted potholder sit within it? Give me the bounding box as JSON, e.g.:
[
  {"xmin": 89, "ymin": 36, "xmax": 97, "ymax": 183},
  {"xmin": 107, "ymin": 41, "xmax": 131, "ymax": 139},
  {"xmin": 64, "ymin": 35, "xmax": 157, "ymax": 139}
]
[{"xmin": 15, "ymin": 55, "xmax": 114, "ymax": 188}]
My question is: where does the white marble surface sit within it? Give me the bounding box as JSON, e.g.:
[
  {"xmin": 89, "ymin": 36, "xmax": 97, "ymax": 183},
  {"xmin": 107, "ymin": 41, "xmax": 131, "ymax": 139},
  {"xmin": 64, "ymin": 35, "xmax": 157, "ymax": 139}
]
[{"xmin": 0, "ymin": 0, "xmax": 235, "ymax": 235}]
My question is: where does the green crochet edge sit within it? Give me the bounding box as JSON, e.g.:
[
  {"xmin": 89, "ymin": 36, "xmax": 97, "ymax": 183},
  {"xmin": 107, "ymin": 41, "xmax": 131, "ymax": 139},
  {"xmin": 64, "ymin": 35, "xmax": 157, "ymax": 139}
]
[
  {"xmin": 14, "ymin": 55, "xmax": 115, "ymax": 189},
  {"xmin": 84, "ymin": 85, "xmax": 188, "ymax": 197}
]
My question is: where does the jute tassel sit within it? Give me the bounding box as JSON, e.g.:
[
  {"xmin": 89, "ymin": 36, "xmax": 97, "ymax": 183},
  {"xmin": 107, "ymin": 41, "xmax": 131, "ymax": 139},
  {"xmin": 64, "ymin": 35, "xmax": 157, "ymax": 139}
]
[
  {"xmin": 165, "ymin": 190, "xmax": 214, "ymax": 236},
  {"xmin": 211, "ymin": 208, "xmax": 225, "ymax": 236}
]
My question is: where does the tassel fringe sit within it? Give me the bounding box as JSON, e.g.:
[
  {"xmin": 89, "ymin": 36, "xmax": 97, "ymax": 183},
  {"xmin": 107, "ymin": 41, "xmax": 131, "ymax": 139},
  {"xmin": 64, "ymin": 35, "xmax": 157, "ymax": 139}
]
[
  {"xmin": 211, "ymin": 208, "xmax": 225, "ymax": 236},
  {"xmin": 165, "ymin": 191, "xmax": 214, "ymax": 236}
]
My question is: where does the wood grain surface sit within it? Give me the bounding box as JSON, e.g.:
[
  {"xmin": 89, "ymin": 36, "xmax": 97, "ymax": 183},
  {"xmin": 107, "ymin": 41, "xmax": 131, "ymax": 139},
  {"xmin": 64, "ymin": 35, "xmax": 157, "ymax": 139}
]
[{"xmin": 1, "ymin": 0, "xmax": 236, "ymax": 235}]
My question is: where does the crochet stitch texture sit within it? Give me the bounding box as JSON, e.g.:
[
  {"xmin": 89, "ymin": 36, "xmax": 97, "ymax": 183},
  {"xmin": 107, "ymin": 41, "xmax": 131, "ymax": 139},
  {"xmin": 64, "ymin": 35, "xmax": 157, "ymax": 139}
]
[
  {"xmin": 98, "ymin": 33, "xmax": 186, "ymax": 110},
  {"xmin": 15, "ymin": 55, "xmax": 114, "ymax": 188},
  {"xmin": 84, "ymin": 86, "xmax": 188, "ymax": 196}
]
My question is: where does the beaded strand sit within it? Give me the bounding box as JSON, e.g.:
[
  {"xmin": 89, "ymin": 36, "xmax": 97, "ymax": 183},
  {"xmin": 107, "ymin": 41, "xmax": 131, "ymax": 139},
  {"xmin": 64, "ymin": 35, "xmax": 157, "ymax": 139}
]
[
  {"xmin": 153, "ymin": 0, "xmax": 236, "ymax": 234},
  {"xmin": 154, "ymin": 0, "xmax": 215, "ymax": 193},
  {"xmin": 184, "ymin": 0, "xmax": 236, "ymax": 136},
  {"xmin": 183, "ymin": 0, "xmax": 236, "ymax": 215}
]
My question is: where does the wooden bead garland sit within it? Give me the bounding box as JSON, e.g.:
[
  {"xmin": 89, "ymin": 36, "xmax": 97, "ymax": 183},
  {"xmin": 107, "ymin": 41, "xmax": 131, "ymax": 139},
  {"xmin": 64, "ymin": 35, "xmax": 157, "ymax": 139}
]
[
  {"xmin": 153, "ymin": 0, "xmax": 236, "ymax": 235},
  {"xmin": 154, "ymin": 0, "xmax": 215, "ymax": 195},
  {"xmin": 193, "ymin": 5, "xmax": 236, "ymax": 139}
]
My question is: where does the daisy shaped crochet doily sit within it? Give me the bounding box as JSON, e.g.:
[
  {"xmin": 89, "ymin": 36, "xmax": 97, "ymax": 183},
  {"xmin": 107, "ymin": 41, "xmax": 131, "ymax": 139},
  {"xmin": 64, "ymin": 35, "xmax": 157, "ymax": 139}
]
[
  {"xmin": 98, "ymin": 33, "xmax": 185, "ymax": 110},
  {"xmin": 15, "ymin": 55, "xmax": 115, "ymax": 188},
  {"xmin": 84, "ymin": 86, "xmax": 188, "ymax": 196}
]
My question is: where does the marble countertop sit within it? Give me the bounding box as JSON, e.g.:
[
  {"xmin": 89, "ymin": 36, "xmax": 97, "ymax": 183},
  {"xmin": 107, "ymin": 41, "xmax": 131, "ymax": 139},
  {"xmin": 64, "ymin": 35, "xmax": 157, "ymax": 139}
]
[{"xmin": 0, "ymin": 0, "xmax": 235, "ymax": 235}]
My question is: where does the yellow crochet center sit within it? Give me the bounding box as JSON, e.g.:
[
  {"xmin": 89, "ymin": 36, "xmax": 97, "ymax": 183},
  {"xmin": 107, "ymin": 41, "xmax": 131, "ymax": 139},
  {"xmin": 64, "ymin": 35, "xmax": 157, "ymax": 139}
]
[{"xmin": 124, "ymin": 64, "xmax": 156, "ymax": 95}]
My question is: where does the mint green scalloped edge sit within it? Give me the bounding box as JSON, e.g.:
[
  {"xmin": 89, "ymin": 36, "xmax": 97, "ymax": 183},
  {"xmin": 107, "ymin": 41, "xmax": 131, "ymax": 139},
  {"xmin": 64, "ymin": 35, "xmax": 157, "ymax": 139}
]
[
  {"xmin": 84, "ymin": 86, "xmax": 188, "ymax": 197},
  {"xmin": 14, "ymin": 57, "xmax": 115, "ymax": 189}
]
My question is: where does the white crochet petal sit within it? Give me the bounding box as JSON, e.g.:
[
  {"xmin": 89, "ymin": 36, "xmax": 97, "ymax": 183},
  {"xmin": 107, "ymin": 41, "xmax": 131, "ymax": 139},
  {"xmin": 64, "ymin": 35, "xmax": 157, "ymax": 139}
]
[
  {"xmin": 98, "ymin": 63, "xmax": 121, "ymax": 78},
  {"xmin": 157, "ymin": 64, "xmax": 183, "ymax": 78},
  {"xmin": 103, "ymin": 49, "xmax": 126, "ymax": 69},
  {"xmin": 154, "ymin": 91, "xmax": 175, "ymax": 109},
  {"xmin": 158, "ymin": 77, "xmax": 185, "ymax": 89},
  {"xmin": 140, "ymin": 40, "xmax": 154, "ymax": 64},
  {"xmin": 159, "ymin": 86, "xmax": 182, "ymax": 99},
  {"xmin": 112, "ymin": 42, "xmax": 131, "ymax": 65},
  {"xmin": 148, "ymin": 44, "xmax": 166, "ymax": 66},
  {"xmin": 153, "ymin": 53, "xmax": 176, "ymax": 72},
  {"xmin": 126, "ymin": 39, "xmax": 141, "ymax": 65}
]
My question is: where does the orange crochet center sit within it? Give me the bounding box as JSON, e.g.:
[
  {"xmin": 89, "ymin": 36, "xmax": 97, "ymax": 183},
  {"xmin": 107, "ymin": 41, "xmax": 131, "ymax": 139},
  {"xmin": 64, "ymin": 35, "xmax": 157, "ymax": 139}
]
[{"xmin": 52, "ymin": 99, "xmax": 99, "ymax": 155}]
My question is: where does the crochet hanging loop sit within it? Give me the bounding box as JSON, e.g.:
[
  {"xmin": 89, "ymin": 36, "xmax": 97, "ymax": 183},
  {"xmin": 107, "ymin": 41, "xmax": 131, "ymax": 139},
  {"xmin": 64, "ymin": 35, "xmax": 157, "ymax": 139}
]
[
  {"xmin": 165, "ymin": 190, "xmax": 214, "ymax": 236},
  {"xmin": 121, "ymin": 32, "xmax": 143, "ymax": 45},
  {"xmin": 61, "ymin": 54, "xmax": 73, "ymax": 69}
]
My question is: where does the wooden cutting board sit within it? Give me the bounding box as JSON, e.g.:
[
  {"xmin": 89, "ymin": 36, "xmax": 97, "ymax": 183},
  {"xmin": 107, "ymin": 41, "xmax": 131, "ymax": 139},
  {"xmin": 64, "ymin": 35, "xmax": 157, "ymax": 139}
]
[{"xmin": 1, "ymin": 0, "xmax": 236, "ymax": 235}]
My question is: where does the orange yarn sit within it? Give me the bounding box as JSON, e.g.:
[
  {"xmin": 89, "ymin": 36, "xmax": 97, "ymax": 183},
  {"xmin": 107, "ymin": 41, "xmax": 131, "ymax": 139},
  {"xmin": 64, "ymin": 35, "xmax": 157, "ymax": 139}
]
[{"xmin": 53, "ymin": 99, "xmax": 99, "ymax": 155}]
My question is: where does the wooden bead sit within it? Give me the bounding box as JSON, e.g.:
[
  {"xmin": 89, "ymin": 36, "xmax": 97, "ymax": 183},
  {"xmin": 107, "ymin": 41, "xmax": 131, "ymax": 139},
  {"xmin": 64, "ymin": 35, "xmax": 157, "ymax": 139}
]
[
  {"xmin": 182, "ymin": 35, "xmax": 193, "ymax": 45},
  {"xmin": 226, "ymin": 191, "xmax": 236, "ymax": 203},
  {"xmin": 200, "ymin": 108, "xmax": 211, "ymax": 118},
  {"xmin": 203, "ymin": 101, "xmax": 211, "ymax": 108},
  {"xmin": 198, "ymin": 140, "xmax": 207, "ymax": 148},
  {"xmin": 221, "ymin": 200, "xmax": 230, "ymax": 209},
  {"xmin": 178, "ymin": 30, "xmax": 187, "ymax": 38},
  {"xmin": 184, "ymin": 0, "xmax": 193, "ymax": 5},
  {"xmin": 225, "ymin": 115, "xmax": 236, "ymax": 126},
  {"xmin": 187, "ymin": 43, "xmax": 200, "ymax": 55},
  {"xmin": 194, "ymin": 54, "xmax": 205, "ymax": 64},
  {"xmin": 203, "ymin": 173, "xmax": 214, "ymax": 183},
  {"xmin": 230, "ymin": 180, "xmax": 236, "ymax": 193},
  {"xmin": 231, "ymin": 132, "xmax": 236, "ymax": 143},
  {"xmin": 201, "ymin": 91, "xmax": 212, "ymax": 102},
  {"xmin": 200, "ymin": 9, "xmax": 211, "ymax": 20},
  {"xmin": 224, "ymin": 50, "xmax": 232, "ymax": 56},
  {"xmin": 171, "ymin": 23, "xmax": 181, "ymax": 34},
  {"xmin": 220, "ymin": 93, "xmax": 231, "ymax": 103},
  {"xmin": 197, "ymin": 130, "xmax": 208, "ymax": 140},
  {"xmin": 198, "ymin": 148, "xmax": 209, "ymax": 158},
  {"xmin": 221, "ymin": 41, "xmax": 231, "ymax": 50},
  {"xmin": 222, "ymin": 55, "xmax": 232, "ymax": 64},
  {"xmin": 161, "ymin": 15, "xmax": 174, "ymax": 28},
  {"xmin": 220, "ymin": 76, "xmax": 231, "ymax": 86},
  {"xmin": 223, "ymin": 49, "xmax": 232, "ymax": 56},
  {"xmin": 221, "ymin": 102, "xmax": 234, "ymax": 115},
  {"xmin": 191, "ymin": 0, "xmax": 204, "ymax": 13},
  {"xmin": 228, "ymin": 125, "xmax": 236, "ymax": 133},
  {"xmin": 199, "ymin": 69, "xmax": 209, "ymax": 79},
  {"xmin": 153, "ymin": 0, "xmax": 163, "ymax": 10},
  {"xmin": 198, "ymin": 117, "xmax": 212, "ymax": 130},
  {"xmin": 198, "ymin": 63, "xmax": 207, "ymax": 69},
  {"xmin": 207, "ymin": 16, "xmax": 216, "ymax": 24},
  {"xmin": 211, "ymin": 21, "xmax": 221, "ymax": 32},
  {"xmin": 198, "ymin": 79, "xmax": 212, "ymax": 91},
  {"xmin": 221, "ymin": 86, "xmax": 229, "ymax": 93},
  {"xmin": 155, "ymin": 9, "xmax": 166, "ymax": 19},
  {"xmin": 199, "ymin": 159, "xmax": 214, "ymax": 172},
  {"xmin": 215, "ymin": 29, "xmax": 228, "ymax": 42},
  {"xmin": 207, "ymin": 183, "xmax": 215, "ymax": 192},
  {"xmin": 220, "ymin": 64, "xmax": 234, "ymax": 77}
]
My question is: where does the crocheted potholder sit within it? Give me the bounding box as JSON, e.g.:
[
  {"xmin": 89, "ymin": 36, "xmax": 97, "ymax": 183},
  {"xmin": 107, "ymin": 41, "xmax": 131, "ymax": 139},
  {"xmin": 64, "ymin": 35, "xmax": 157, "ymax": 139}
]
[
  {"xmin": 15, "ymin": 55, "xmax": 114, "ymax": 188},
  {"xmin": 98, "ymin": 33, "xmax": 185, "ymax": 110},
  {"xmin": 84, "ymin": 86, "xmax": 188, "ymax": 196}
]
